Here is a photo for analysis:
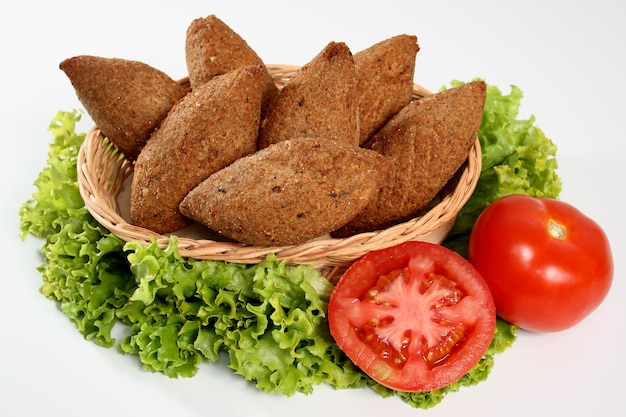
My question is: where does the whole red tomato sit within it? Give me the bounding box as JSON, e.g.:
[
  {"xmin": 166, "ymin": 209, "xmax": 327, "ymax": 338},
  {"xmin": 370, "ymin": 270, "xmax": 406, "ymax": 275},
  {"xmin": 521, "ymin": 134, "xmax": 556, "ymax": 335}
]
[{"xmin": 468, "ymin": 194, "xmax": 613, "ymax": 332}]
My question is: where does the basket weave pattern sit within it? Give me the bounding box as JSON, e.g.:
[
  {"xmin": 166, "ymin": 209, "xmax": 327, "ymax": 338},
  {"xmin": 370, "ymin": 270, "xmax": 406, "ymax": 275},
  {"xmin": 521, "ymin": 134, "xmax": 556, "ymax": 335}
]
[{"xmin": 77, "ymin": 64, "xmax": 481, "ymax": 269}]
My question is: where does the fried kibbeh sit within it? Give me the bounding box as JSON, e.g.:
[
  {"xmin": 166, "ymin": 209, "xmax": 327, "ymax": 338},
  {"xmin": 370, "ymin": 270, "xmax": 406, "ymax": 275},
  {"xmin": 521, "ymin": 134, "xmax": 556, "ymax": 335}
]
[
  {"xmin": 333, "ymin": 80, "xmax": 486, "ymax": 237},
  {"xmin": 185, "ymin": 14, "xmax": 278, "ymax": 111},
  {"xmin": 60, "ymin": 55, "xmax": 187, "ymax": 160},
  {"xmin": 180, "ymin": 137, "xmax": 393, "ymax": 247},
  {"xmin": 257, "ymin": 41, "xmax": 359, "ymax": 149},
  {"xmin": 130, "ymin": 65, "xmax": 266, "ymax": 234},
  {"xmin": 354, "ymin": 34, "xmax": 420, "ymax": 144}
]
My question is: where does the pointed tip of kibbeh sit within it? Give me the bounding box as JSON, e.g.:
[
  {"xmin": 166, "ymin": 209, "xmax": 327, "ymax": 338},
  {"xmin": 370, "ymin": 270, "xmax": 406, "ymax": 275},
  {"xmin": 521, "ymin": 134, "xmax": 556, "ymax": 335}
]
[
  {"xmin": 257, "ymin": 41, "xmax": 359, "ymax": 150},
  {"xmin": 60, "ymin": 55, "xmax": 187, "ymax": 159},
  {"xmin": 185, "ymin": 14, "xmax": 278, "ymax": 112},
  {"xmin": 354, "ymin": 34, "xmax": 420, "ymax": 144}
]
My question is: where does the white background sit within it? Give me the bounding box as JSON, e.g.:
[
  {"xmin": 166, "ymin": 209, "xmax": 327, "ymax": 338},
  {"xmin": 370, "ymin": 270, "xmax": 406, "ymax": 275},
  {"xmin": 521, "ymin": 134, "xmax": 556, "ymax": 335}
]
[{"xmin": 1, "ymin": 1, "xmax": 624, "ymax": 416}]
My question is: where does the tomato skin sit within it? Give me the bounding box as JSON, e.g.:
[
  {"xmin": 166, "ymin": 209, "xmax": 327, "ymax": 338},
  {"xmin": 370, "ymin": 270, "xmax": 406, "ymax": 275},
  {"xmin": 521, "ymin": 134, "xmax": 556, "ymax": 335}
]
[
  {"xmin": 468, "ymin": 194, "xmax": 613, "ymax": 333},
  {"xmin": 327, "ymin": 241, "xmax": 496, "ymax": 392}
]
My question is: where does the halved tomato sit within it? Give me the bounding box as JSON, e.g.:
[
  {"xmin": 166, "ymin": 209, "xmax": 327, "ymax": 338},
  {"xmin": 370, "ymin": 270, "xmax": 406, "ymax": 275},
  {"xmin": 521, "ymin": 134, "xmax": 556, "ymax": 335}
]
[{"xmin": 328, "ymin": 241, "xmax": 495, "ymax": 392}]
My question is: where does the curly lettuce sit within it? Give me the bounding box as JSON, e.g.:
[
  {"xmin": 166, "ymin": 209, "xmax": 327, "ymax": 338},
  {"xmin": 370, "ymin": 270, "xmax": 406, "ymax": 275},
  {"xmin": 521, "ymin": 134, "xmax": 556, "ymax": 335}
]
[
  {"xmin": 19, "ymin": 110, "xmax": 135, "ymax": 347},
  {"xmin": 21, "ymin": 83, "xmax": 529, "ymax": 409},
  {"xmin": 117, "ymin": 238, "xmax": 365, "ymax": 394},
  {"xmin": 19, "ymin": 110, "xmax": 86, "ymax": 239}
]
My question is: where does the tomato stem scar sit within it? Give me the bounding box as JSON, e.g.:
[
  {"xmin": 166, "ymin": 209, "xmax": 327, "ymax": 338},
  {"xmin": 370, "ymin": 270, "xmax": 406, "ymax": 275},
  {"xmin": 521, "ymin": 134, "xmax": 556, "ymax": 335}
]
[{"xmin": 547, "ymin": 219, "xmax": 566, "ymax": 239}]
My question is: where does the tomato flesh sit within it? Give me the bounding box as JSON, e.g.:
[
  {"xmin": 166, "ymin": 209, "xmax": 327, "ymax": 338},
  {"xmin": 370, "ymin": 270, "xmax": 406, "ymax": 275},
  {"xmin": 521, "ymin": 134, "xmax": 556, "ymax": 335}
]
[
  {"xmin": 328, "ymin": 241, "xmax": 496, "ymax": 392},
  {"xmin": 468, "ymin": 194, "xmax": 613, "ymax": 332},
  {"xmin": 357, "ymin": 268, "xmax": 466, "ymax": 368}
]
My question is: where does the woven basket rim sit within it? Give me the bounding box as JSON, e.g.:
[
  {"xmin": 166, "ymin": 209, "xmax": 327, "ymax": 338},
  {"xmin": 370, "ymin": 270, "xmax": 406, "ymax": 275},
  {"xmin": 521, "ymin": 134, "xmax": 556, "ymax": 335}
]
[{"xmin": 76, "ymin": 63, "xmax": 482, "ymax": 269}]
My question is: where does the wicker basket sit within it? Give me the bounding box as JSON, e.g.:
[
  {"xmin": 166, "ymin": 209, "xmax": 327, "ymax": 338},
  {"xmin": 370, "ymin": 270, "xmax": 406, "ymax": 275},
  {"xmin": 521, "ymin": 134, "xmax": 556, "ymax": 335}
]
[{"xmin": 77, "ymin": 64, "xmax": 482, "ymax": 272}]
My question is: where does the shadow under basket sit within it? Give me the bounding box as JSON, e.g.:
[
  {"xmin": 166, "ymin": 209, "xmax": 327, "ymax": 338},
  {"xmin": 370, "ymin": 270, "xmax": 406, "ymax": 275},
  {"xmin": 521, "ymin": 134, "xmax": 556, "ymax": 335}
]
[{"xmin": 76, "ymin": 64, "xmax": 482, "ymax": 277}]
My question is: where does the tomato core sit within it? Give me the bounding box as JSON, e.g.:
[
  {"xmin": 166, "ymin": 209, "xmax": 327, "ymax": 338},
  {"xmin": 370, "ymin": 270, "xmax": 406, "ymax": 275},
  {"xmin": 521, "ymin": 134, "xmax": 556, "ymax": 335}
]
[{"xmin": 355, "ymin": 267, "xmax": 468, "ymax": 369}]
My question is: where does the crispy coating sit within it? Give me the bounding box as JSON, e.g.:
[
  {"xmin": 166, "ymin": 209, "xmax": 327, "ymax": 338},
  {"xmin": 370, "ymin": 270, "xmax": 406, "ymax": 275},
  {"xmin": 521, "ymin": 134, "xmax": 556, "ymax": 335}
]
[
  {"xmin": 180, "ymin": 137, "xmax": 393, "ymax": 246},
  {"xmin": 185, "ymin": 14, "xmax": 278, "ymax": 111},
  {"xmin": 257, "ymin": 41, "xmax": 359, "ymax": 149},
  {"xmin": 130, "ymin": 65, "xmax": 265, "ymax": 234},
  {"xmin": 333, "ymin": 80, "xmax": 486, "ymax": 237},
  {"xmin": 60, "ymin": 55, "xmax": 186, "ymax": 159},
  {"xmin": 354, "ymin": 34, "xmax": 419, "ymax": 144}
]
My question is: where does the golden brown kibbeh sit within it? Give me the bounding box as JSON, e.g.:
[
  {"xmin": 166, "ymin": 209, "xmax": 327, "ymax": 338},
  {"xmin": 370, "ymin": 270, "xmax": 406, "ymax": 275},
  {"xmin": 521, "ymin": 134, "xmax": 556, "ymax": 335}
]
[
  {"xmin": 185, "ymin": 14, "xmax": 278, "ymax": 110},
  {"xmin": 60, "ymin": 55, "xmax": 187, "ymax": 160},
  {"xmin": 257, "ymin": 41, "xmax": 359, "ymax": 149},
  {"xmin": 333, "ymin": 80, "xmax": 486, "ymax": 237},
  {"xmin": 354, "ymin": 34, "xmax": 420, "ymax": 144},
  {"xmin": 180, "ymin": 137, "xmax": 393, "ymax": 247},
  {"xmin": 130, "ymin": 65, "xmax": 266, "ymax": 234}
]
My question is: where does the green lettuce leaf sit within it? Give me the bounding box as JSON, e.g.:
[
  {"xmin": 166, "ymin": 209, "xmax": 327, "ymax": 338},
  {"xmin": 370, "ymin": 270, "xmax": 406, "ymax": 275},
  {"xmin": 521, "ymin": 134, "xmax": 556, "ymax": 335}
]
[
  {"xmin": 118, "ymin": 238, "xmax": 364, "ymax": 392},
  {"xmin": 19, "ymin": 110, "xmax": 86, "ymax": 239},
  {"xmin": 20, "ymin": 110, "xmax": 135, "ymax": 348}
]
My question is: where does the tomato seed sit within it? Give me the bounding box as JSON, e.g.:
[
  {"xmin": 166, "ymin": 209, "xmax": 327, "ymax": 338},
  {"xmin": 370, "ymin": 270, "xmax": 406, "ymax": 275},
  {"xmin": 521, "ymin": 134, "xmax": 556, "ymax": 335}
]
[{"xmin": 423, "ymin": 322, "xmax": 466, "ymax": 365}]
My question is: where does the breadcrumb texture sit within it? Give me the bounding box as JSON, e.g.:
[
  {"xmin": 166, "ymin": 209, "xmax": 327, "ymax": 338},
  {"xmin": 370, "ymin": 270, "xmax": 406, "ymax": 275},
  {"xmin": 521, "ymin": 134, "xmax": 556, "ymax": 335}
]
[
  {"xmin": 180, "ymin": 137, "xmax": 392, "ymax": 246},
  {"xmin": 257, "ymin": 41, "xmax": 359, "ymax": 149},
  {"xmin": 60, "ymin": 55, "xmax": 186, "ymax": 159},
  {"xmin": 334, "ymin": 80, "xmax": 486, "ymax": 236},
  {"xmin": 185, "ymin": 14, "xmax": 278, "ymax": 111},
  {"xmin": 130, "ymin": 65, "xmax": 265, "ymax": 234},
  {"xmin": 354, "ymin": 34, "xmax": 420, "ymax": 144}
]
